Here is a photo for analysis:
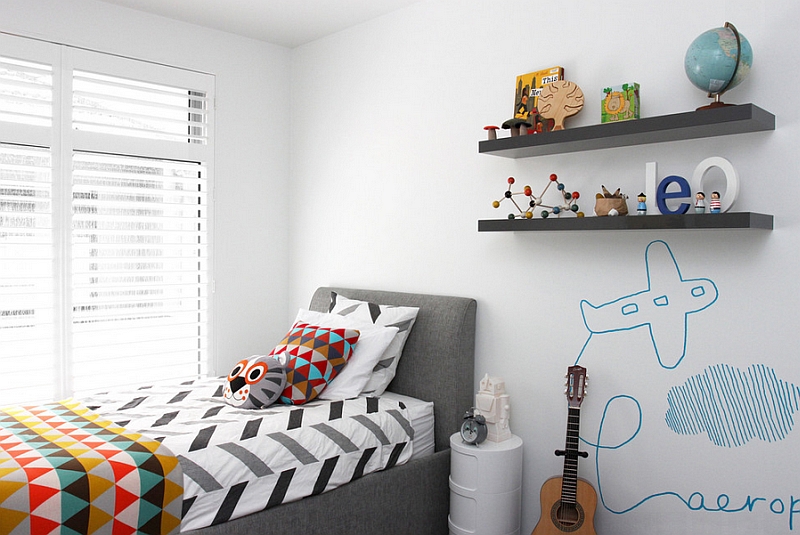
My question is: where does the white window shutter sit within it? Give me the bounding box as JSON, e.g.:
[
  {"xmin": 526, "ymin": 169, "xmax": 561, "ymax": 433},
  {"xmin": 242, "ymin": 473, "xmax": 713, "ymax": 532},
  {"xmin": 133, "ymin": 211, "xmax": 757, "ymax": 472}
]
[
  {"xmin": 0, "ymin": 35, "xmax": 214, "ymax": 405},
  {"xmin": 0, "ymin": 56, "xmax": 52, "ymax": 127},
  {"xmin": 70, "ymin": 152, "xmax": 209, "ymax": 394},
  {"xmin": 0, "ymin": 144, "xmax": 56, "ymax": 403}
]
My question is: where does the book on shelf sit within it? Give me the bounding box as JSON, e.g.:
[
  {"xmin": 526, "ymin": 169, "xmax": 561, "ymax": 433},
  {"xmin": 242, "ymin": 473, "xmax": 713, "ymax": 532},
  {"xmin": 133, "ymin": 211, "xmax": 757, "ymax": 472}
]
[{"xmin": 514, "ymin": 66, "xmax": 564, "ymax": 132}]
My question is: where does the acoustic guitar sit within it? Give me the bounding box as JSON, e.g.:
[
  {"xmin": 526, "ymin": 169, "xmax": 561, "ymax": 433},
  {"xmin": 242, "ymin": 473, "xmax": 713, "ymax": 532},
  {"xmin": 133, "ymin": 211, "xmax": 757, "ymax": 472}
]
[{"xmin": 531, "ymin": 365, "xmax": 597, "ymax": 535}]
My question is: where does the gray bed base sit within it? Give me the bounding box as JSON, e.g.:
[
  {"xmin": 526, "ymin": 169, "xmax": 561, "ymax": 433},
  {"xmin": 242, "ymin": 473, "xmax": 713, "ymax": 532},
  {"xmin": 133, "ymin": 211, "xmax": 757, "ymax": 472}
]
[{"xmin": 186, "ymin": 287, "xmax": 477, "ymax": 535}]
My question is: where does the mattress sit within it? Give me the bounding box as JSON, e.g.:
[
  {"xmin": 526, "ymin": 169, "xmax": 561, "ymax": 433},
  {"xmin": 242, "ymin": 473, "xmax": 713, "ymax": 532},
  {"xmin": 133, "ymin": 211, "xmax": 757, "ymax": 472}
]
[
  {"xmin": 380, "ymin": 391, "xmax": 434, "ymax": 460},
  {"xmin": 79, "ymin": 377, "xmax": 433, "ymax": 531}
]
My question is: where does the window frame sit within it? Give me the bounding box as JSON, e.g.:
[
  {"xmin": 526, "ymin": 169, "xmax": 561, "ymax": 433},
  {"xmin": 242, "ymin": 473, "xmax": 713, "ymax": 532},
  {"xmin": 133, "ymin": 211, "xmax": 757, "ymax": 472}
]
[{"xmin": 0, "ymin": 32, "xmax": 215, "ymax": 403}]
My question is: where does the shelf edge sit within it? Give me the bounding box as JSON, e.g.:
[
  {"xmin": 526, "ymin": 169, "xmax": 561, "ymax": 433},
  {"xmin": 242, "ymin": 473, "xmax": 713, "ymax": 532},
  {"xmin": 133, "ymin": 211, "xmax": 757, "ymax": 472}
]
[
  {"xmin": 477, "ymin": 212, "xmax": 774, "ymax": 232},
  {"xmin": 478, "ymin": 104, "xmax": 775, "ymax": 158}
]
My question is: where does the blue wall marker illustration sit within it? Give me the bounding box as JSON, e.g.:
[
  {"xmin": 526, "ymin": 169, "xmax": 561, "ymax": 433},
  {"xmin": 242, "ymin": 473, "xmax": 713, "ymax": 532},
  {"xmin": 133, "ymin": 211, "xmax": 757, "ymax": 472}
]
[
  {"xmin": 666, "ymin": 363, "xmax": 800, "ymax": 448},
  {"xmin": 579, "ymin": 239, "xmax": 718, "ymax": 369},
  {"xmin": 574, "ymin": 241, "xmax": 800, "ymax": 529}
]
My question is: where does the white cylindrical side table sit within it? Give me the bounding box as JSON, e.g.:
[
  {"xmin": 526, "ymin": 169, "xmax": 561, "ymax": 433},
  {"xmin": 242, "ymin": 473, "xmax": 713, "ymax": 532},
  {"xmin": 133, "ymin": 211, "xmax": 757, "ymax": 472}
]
[{"xmin": 448, "ymin": 432, "xmax": 523, "ymax": 535}]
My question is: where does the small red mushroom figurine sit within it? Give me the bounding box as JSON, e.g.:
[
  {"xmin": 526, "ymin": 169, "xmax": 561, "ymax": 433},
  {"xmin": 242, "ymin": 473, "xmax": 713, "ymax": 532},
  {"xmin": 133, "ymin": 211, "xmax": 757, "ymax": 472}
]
[{"xmin": 484, "ymin": 125, "xmax": 500, "ymax": 140}]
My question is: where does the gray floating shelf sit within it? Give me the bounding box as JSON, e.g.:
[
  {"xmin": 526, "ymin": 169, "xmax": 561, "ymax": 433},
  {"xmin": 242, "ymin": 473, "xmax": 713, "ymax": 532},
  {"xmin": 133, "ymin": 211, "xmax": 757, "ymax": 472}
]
[
  {"xmin": 478, "ymin": 212, "xmax": 773, "ymax": 232},
  {"xmin": 478, "ymin": 103, "xmax": 775, "ymax": 158}
]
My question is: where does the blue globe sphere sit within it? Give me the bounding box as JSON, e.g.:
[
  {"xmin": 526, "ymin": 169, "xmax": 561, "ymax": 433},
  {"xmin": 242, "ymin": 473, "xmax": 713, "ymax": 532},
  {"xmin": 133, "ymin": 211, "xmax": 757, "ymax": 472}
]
[{"xmin": 684, "ymin": 24, "xmax": 752, "ymax": 98}]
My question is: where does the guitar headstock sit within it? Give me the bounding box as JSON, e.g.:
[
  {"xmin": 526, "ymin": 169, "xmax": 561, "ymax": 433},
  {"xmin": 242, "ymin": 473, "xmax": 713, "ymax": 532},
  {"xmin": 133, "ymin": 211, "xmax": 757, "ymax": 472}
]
[{"xmin": 565, "ymin": 365, "xmax": 587, "ymax": 408}]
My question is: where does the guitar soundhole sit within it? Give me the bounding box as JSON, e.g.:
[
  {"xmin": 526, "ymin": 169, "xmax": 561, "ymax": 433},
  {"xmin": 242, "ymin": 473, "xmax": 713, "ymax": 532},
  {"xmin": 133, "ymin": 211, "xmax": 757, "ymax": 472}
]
[{"xmin": 550, "ymin": 500, "xmax": 585, "ymax": 532}]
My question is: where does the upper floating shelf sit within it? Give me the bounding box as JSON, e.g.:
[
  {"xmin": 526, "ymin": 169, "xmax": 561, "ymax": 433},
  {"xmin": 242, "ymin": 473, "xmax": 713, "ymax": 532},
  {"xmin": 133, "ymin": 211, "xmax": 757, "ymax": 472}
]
[{"xmin": 478, "ymin": 103, "xmax": 775, "ymax": 158}]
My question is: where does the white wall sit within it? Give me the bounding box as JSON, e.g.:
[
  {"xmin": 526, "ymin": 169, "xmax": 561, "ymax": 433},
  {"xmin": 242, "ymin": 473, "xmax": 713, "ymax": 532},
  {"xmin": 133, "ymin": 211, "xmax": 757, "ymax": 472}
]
[
  {"xmin": 290, "ymin": 1, "xmax": 800, "ymax": 534},
  {"xmin": 0, "ymin": 0, "xmax": 293, "ymax": 375},
  {"xmin": 6, "ymin": 1, "xmax": 800, "ymax": 533}
]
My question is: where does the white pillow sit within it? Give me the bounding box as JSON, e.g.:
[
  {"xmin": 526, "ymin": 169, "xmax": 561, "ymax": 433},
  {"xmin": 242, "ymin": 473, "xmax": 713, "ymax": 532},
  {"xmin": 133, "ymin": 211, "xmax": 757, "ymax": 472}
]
[
  {"xmin": 293, "ymin": 309, "xmax": 398, "ymax": 400},
  {"xmin": 328, "ymin": 292, "xmax": 419, "ymax": 396}
]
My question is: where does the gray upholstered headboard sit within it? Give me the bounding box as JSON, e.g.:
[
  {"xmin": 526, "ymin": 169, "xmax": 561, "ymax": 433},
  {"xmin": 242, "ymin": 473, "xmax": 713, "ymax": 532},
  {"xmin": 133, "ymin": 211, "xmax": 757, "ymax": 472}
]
[{"xmin": 309, "ymin": 287, "xmax": 477, "ymax": 452}]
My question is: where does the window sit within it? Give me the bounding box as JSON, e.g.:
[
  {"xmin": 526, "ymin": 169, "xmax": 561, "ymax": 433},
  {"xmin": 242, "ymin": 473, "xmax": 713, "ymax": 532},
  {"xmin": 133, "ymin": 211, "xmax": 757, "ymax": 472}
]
[{"xmin": 0, "ymin": 34, "xmax": 214, "ymax": 405}]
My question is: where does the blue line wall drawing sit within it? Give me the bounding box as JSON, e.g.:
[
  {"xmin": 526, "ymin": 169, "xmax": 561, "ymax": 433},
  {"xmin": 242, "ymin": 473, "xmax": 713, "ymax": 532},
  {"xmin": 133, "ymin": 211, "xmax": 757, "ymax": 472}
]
[
  {"xmin": 571, "ymin": 240, "xmax": 800, "ymax": 530},
  {"xmin": 665, "ymin": 363, "xmax": 800, "ymax": 448},
  {"xmin": 579, "ymin": 239, "xmax": 718, "ymax": 369}
]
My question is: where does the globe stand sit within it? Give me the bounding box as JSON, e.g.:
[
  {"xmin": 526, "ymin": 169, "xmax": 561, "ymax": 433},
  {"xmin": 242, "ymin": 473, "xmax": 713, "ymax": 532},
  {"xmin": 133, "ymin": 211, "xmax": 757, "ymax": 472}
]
[{"xmin": 696, "ymin": 93, "xmax": 735, "ymax": 111}]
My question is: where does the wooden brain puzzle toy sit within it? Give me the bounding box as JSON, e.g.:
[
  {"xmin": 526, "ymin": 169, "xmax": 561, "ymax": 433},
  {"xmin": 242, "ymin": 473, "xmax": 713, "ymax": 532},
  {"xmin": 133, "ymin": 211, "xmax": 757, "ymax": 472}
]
[{"xmin": 537, "ymin": 80, "xmax": 584, "ymax": 131}]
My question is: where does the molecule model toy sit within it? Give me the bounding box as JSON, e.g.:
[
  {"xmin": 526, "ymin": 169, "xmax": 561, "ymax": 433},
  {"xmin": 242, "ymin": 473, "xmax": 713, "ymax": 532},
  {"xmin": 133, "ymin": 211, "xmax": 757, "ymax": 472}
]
[{"xmin": 492, "ymin": 174, "xmax": 583, "ymax": 219}]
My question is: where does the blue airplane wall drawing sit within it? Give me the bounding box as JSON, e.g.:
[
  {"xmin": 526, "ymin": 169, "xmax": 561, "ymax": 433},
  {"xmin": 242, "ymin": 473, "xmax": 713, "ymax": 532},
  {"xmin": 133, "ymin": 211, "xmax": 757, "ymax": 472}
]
[{"xmin": 579, "ymin": 240, "xmax": 718, "ymax": 369}]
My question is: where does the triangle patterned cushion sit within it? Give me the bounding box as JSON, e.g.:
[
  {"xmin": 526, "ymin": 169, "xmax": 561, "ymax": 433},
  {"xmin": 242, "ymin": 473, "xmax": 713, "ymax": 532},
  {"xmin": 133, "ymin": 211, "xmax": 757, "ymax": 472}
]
[{"xmin": 269, "ymin": 322, "xmax": 360, "ymax": 404}]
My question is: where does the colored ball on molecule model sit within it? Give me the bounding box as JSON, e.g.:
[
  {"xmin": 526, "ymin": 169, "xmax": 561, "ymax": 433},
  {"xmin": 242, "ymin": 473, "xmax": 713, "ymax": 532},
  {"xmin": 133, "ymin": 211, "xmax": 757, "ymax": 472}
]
[
  {"xmin": 525, "ymin": 211, "xmax": 533, "ymax": 219},
  {"xmin": 552, "ymin": 206, "xmax": 561, "ymax": 214},
  {"xmin": 541, "ymin": 210, "xmax": 549, "ymax": 218},
  {"xmin": 549, "ymin": 174, "xmax": 557, "ymax": 181},
  {"xmin": 524, "ymin": 185, "xmax": 532, "ymax": 196},
  {"xmin": 577, "ymin": 211, "xmax": 585, "ymax": 217},
  {"xmin": 492, "ymin": 200, "xmax": 500, "ymax": 208},
  {"xmin": 564, "ymin": 191, "xmax": 572, "ymax": 200},
  {"xmin": 557, "ymin": 183, "xmax": 565, "ymax": 191},
  {"xmin": 507, "ymin": 213, "xmax": 515, "ymax": 219},
  {"xmin": 508, "ymin": 177, "xmax": 515, "ymax": 184},
  {"xmin": 572, "ymin": 191, "xmax": 580, "ymax": 200},
  {"xmin": 571, "ymin": 204, "xmax": 579, "ymax": 212},
  {"xmin": 505, "ymin": 191, "xmax": 512, "ymax": 198}
]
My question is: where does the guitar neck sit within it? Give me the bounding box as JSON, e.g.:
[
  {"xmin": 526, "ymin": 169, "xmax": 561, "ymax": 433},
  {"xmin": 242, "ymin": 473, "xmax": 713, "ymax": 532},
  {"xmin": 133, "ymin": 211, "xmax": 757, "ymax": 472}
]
[
  {"xmin": 531, "ymin": 366, "xmax": 596, "ymax": 535},
  {"xmin": 561, "ymin": 406, "xmax": 582, "ymax": 505}
]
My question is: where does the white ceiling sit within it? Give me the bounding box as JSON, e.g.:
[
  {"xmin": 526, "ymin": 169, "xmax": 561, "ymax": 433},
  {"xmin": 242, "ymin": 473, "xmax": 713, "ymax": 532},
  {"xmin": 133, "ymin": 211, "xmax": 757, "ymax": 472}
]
[{"xmin": 94, "ymin": 0, "xmax": 424, "ymax": 48}]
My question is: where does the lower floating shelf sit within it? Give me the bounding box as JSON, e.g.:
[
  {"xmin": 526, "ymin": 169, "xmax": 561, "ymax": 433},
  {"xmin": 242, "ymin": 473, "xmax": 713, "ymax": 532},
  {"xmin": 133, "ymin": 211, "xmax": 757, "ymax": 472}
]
[{"xmin": 478, "ymin": 212, "xmax": 773, "ymax": 232}]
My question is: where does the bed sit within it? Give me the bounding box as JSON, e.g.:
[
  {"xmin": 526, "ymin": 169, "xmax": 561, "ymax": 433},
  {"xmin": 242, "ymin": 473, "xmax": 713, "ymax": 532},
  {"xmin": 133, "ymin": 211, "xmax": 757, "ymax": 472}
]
[{"xmin": 0, "ymin": 287, "xmax": 477, "ymax": 535}]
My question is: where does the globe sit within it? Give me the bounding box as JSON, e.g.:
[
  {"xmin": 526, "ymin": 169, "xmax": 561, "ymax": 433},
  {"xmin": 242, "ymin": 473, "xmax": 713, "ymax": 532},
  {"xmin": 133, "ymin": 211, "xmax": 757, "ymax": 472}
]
[{"xmin": 684, "ymin": 23, "xmax": 752, "ymax": 108}]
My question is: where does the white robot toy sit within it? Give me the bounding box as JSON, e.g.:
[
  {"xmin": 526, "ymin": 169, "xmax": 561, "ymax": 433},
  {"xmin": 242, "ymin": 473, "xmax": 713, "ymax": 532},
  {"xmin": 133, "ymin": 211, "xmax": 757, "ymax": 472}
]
[{"xmin": 474, "ymin": 373, "xmax": 511, "ymax": 442}]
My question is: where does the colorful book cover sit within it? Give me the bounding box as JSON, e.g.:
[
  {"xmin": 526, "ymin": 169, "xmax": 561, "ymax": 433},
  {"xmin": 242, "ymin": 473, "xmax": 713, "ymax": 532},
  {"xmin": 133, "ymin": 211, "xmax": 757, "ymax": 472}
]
[
  {"xmin": 601, "ymin": 82, "xmax": 640, "ymax": 123},
  {"xmin": 514, "ymin": 66, "xmax": 564, "ymax": 126}
]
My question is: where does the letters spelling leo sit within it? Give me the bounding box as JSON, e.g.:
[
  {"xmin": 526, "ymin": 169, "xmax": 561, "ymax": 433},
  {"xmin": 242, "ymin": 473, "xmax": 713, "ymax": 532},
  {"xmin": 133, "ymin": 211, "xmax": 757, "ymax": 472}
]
[{"xmin": 644, "ymin": 157, "xmax": 740, "ymax": 215}]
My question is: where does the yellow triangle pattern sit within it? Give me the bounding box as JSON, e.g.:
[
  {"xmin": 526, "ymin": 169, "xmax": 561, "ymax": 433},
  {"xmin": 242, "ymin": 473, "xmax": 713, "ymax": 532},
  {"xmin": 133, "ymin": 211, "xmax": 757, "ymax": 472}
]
[
  {"xmin": 0, "ymin": 466, "xmax": 20, "ymax": 479},
  {"xmin": 86, "ymin": 504, "xmax": 114, "ymax": 535},
  {"xmin": 0, "ymin": 507, "xmax": 27, "ymax": 535},
  {"xmin": 2, "ymin": 400, "xmax": 186, "ymax": 535},
  {"xmin": 156, "ymin": 454, "xmax": 180, "ymax": 475},
  {"xmin": 160, "ymin": 507, "xmax": 183, "ymax": 534},
  {"xmin": 162, "ymin": 478, "xmax": 183, "ymax": 506},
  {"xmin": 87, "ymin": 473, "xmax": 116, "ymax": 498},
  {"xmin": 0, "ymin": 479, "xmax": 25, "ymax": 504}
]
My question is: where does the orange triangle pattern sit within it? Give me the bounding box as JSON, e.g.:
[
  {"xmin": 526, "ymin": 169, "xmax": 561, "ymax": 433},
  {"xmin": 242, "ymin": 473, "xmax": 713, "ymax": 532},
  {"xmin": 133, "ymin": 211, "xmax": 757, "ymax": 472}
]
[{"xmin": 0, "ymin": 401, "xmax": 184, "ymax": 535}]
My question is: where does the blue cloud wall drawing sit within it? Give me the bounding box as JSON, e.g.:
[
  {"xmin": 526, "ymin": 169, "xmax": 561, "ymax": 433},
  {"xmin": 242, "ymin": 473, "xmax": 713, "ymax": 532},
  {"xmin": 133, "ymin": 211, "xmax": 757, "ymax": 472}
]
[{"xmin": 665, "ymin": 363, "xmax": 800, "ymax": 448}]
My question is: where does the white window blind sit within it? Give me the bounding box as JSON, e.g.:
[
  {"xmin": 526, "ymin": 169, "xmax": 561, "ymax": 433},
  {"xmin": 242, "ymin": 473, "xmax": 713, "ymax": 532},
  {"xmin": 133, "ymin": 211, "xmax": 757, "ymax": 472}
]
[
  {"xmin": 0, "ymin": 56, "xmax": 52, "ymax": 127},
  {"xmin": 0, "ymin": 34, "xmax": 214, "ymax": 405},
  {"xmin": 0, "ymin": 143, "xmax": 54, "ymax": 403},
  {"xmin": 70, "ymin": 152, "xmax": 208, "ymax": 394},
  {"xmin": 72, "ymin": 70, "xmax": 208, "ymax": 144}
]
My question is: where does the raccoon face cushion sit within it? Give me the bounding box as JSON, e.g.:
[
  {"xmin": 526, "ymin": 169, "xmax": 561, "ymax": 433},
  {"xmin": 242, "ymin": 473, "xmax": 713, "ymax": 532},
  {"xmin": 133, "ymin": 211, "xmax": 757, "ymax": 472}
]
[{"xmin": 223, "ymin": 355, "xmax": 286, "ymax": 409}]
